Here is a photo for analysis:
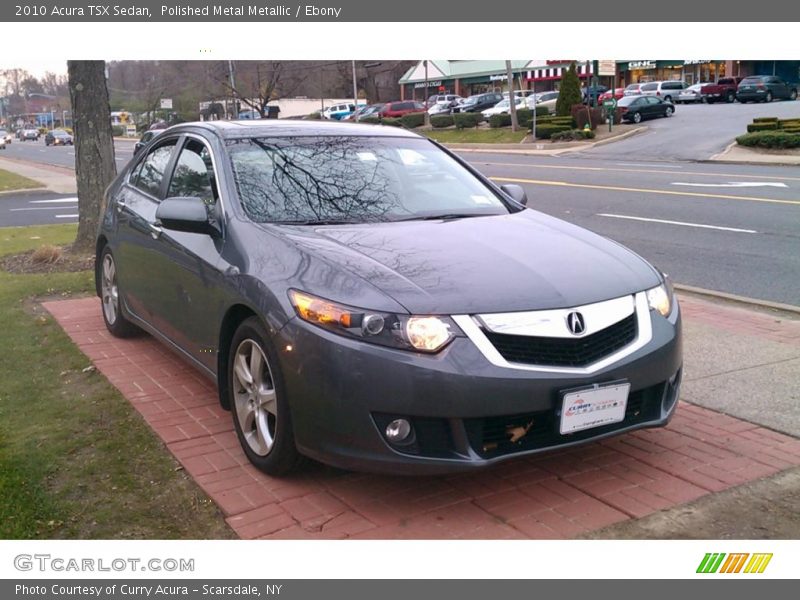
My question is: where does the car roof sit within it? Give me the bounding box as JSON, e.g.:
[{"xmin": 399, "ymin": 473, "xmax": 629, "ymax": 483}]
[{"xmin": 162, "ymin": 119, "xmax": 422, "ymax": 140}]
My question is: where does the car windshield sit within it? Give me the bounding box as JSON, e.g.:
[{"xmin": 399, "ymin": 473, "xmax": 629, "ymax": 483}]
[
  {"xmin": 228, "ymin": 136, "xmax": 511, "ymax": 224},
  {"xmin": 625, "ymin": 84, "xmax": 639, "ymax": 90}
]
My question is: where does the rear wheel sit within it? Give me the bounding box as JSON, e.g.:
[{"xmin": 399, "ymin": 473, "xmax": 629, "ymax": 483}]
[
  {"xmin": 229, "ymin": 317, "xmax": 302, "ymax": 476},
  {"xmin": 726, "ymin": 91, "xmax": 735, "ymax": 103},
  {"xmin": 663, "ymin": 95, "xmax": 673, "ymax": 103},
  {"xmin": 632, "ymin": 111, "xmax": 642, "ymax": 124},
  {"xmin": 99, "ymin": 246, "xmax": 140, "ymax": 338}
]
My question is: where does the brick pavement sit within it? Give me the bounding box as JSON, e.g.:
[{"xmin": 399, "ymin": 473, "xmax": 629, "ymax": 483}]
[{"xmin": 43, "ymin": 295, "xmax": 800, "ymax": 539}]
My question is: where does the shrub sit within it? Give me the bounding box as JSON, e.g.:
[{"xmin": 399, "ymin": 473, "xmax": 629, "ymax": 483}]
[
  {"xmin": 31, "ymin": 244, "xmax": 62, "ymax": 264},
  {"xmin": 535, "ymin": 124, "xmax": 572, "ymax": 139},
  {"xmin": 778, "ymin": 119, "xmax": 800, "ymax": 128},
  {"xmin": 551, "ymin": 129, "xmax": 597, "ymax": 142},
  {"xmin": 572, "ymin": 105, "xmax": 603, "ymax": 131},
  {"xmin": 736, "ymin": 131, "xmax": 800, "ymax": 149},
  {"xmin": 400, "ymin": 112, "xmax": 426, "ymax": 129},
  {"xmin": 555, "ymin": 62, "xmax": 582, "ymax": 117},
  {"xmin": 453, "ymin": 112, "xmax": 483, "ymax": 129},
  {"xmin": 359, "ymin": 116, "xmax": 381, "ymax": 125},
  {"xmin": 752, "ymin": 117, "xmax": 779, "ymax": 123},
  {"xmin": 430, "ymin": 115, "xmax": 454, "ymax": 128},
  {"xmin": 488, "ymin": 114, "xmax": 512, "ymax": 128},
  {"xmin": 534, "ymin": 105, "xmax": 549, "ymax": 117},
  {"xmin": 381, "ymin": 117, "xmax": 403, "ymax": 127},
  {"xmin": 747, "ymin": 122, "xmax": 779, "ymax": 133},
  {"xmin": 306, "ymin": 111, "xmax": 322, "ymax": 120},
  {"xmin": 111, "ymin": 125, "xmax": 125, "ymax": 137}
]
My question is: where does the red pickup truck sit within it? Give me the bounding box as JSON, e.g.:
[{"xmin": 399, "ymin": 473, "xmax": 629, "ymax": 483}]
[{"xmin": 699, "ymin": 77, "xmax": 743, "ymax": 104}]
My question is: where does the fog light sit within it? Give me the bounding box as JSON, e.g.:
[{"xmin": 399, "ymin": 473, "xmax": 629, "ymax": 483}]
[
  {"xmin": 362, "ymin": 313, "xmax": 385, "ymax": 336},
  {"xmin": 385, "ymin": 418, "xmax": 412, "ymax": 442}
]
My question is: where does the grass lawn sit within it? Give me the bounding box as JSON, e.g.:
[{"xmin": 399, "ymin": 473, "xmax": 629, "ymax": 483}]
[
  {"xmin": 0, "ymin": 224, "xmax": 235, "ymax": 539},
  {"xmin": 421, "ymin": 128, "xmax": 529, "ymax": 144},
  {"xmin": 0, "ymin": 168, "xmax": 43, "ymax": 192}
]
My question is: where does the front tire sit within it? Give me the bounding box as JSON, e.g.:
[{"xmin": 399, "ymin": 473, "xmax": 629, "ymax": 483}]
[
  {"xmin": 229, "ymin": 317, "xmax": 302, "ymax": 476},
  {"xmin": 765, "ymin": 91, "xmax": 773, "ymax": 103},
  {"xmin": 99, "ymin": 246, "xmax": 140, "ymax": 338},
  {"xmin": 665, "ymin": 106, "xmax": 674, "ymax": 117},
  {"xmin": 790, "ymin": 89, "xmax": 798, "ymax": 101}
]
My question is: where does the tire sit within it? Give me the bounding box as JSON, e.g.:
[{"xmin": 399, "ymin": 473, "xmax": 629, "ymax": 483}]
[
  {"xmin": 765, "ymin": 91, "xmax": 773, "ymax": 103},
  {"xmin": 229, "ymin": 316, "xmax": 302, "ymax": 476},
  {"xmin": 725, "ymin": 92, "xmax": 734, "ymax": 103},
  {"xmin": 632, "ymin": 111, "xmax": 642, "ymax": 124},
  {"xmin": 663, "ymin": 95, "xmax": 672, "ymax": 103},
  {"xmin": 665, "ymin": 106, "xmax": 674, "ymax": 117},
  {"xmin": 701, "ymin": 96, "xmax": 708, "ymax": 104},
  {"xmin": 99, "ymin": 246, "xmax": 140, "ymax": 338},
  {"xmin": 790, "ymin": 89, "xmax": 798, "ymax": 101}
]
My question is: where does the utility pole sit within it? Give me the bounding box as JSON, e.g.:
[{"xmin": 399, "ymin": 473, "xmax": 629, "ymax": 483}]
[
  {"xmin": 228, "ymin": 60, "xmax": 236, "ymax": 119},
  {"xmin": 506, "ymin": 61, "xmax": 519, "ymax": 132},
  {"xmin": 352, "ymin": 60, "xmax": 358, "ymax": 120},
  {"xmin": 424, "ymin": 60, "xmax": 430, "ymax": 126}
]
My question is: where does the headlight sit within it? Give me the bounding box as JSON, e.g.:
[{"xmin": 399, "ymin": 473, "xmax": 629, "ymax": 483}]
[
  {"xmin": 646, "ymin": 276, "xmax": 674, "ymax": 317},
  {"xmin": 288, "ymin": 290, "xmax": 458, "ymax": 353}
]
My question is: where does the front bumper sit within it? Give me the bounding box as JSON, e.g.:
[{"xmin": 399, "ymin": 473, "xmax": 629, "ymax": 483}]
[{"xmin": 276, "ymin": 297, "xmax": 682, "ymax": 474}]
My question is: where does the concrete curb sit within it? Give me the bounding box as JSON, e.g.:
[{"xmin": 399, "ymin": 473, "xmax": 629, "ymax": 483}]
[
  {"xmin": 675, "ymin": 283, "xmax": 800, "ymax": 316},
  {"xmin": 706, "ymin": 140, "xmax": 800, "ymax": 167}
]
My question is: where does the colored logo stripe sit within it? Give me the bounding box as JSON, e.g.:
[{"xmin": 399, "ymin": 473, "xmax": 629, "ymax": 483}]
[
  {"xmin": 697, "ymin": 553, "xmax": 726, "ymax": 573},
  {"xmin": 744, "ymin": 553, "xmax": 773, "ymax": 574},
  {"xmin": 696, "ymin": 553, "xmax": 773, "ymax": 574}
]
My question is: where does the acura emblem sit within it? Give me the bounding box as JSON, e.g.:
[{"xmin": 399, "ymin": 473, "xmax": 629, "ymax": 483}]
[{"xmin": 566, "ymin": 312, "xmax": 586, "ymax": 335}]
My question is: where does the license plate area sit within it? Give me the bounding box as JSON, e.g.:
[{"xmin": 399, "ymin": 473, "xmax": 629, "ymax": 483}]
[{"xmin": 559, "ymin": 381, "xmax": 630, "ymax": 435}]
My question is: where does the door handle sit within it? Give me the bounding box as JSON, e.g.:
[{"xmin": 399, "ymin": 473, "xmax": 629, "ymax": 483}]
[
  {"xmin": 147, "ymin": 222, "xmax": 163, "ymax": 239},
  {"xmin": 116, "ymin": 200, "xmax": 127, "ymax": 213}
]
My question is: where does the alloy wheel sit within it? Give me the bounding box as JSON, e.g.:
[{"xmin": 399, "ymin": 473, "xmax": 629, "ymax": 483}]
[
  {"xmin": 232, "ymin": 339, "xmax": 278, "ymax": 456},
  {"xmin": 101, "ymin": 253, "xmax": 119, "ymax": 325},
  {"xmin": 633, "ymin": 112, "xmax": 642, "ymax": 123}
]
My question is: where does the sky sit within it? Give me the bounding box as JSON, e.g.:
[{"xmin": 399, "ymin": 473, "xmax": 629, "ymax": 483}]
[{"xmin": 0, "ymin": 60, "xmax": 68, "ymax": 78}]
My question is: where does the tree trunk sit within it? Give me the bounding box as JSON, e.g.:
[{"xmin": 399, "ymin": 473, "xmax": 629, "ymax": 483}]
[
  {"xmin": 68, "ymin": 60, "xmax": 116, "ymax": 253},
  {"xmin": 506, "ymin": 61, "xmax": 519, "ymax": 132}
]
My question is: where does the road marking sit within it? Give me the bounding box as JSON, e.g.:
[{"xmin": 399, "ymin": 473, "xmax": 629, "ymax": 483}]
[
  {"xmin": 477, "ymin": 161, "xmax": 800, "ymax": 182},
  {"xmin": 55, "ymin": 214, "xmax": 78, "ymax": 218},
  {"xmin": 618, "ymin": 163, "xmax": 683, "ymax": 168},
  {"xmin": 672, "ymin": 181, "xmax": 788, "ymax": 188},
  {"xmin": 597, "ymin": 213, "xmax": 758, "ymax": 233},
  {"xmin": 490, "ymin": 176, "xmax": 800, "ymax": 207},
  {"xmin": 10, "ymin": 207, "xmax": 70, "ymax": 211},
  {"xmin": 29, "ymin": 197, "xmax": 78, "ymax": 204}
]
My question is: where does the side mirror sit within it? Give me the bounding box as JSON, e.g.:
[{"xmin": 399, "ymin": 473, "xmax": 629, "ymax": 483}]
[
  {"xmin": 155, "ymin": 196, "xmax": 217, "ymax": 236},
  {"xmin": 500, "ymin": 183, "xmax": 528, "ymax": 206}
]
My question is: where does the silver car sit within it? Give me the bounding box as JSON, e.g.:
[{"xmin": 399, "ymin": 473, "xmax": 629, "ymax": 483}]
[
  {"xmin": 676, "ymin": 83, "xmax": 710, "ymax": 104},
  {"xmin": 639, "ymin": 80, "xmax": 687, "ymax": 104}
]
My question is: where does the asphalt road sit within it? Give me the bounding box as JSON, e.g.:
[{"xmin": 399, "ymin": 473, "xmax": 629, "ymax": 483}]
[
  {"xmin": 461, "ymin": 152, "xmax": 800, "ymax": 306},
  {"xmin": 571, "ymin": 99, "xmax": 800, "ymax": 161},
  {"xmin": 0, "ymin": 190, "xmax": 78, "ymax": 226},
  {"xmin": 1, "ymin": 138, "xmax": 136, "ymax": 169}
]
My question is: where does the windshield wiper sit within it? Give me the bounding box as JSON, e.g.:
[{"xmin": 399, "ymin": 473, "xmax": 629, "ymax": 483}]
[
  {"xmin": 273, "ymin": 219, "xmax": 357, "ymax": 226},
  {"xmin": 392, "ymin": 213, "xmax": 488, "ymax": 222}
]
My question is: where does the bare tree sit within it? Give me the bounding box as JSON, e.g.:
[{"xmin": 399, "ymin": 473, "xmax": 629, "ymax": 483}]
[
  {"xmin": 68, "ymin": 61, "xmax": 117, "ymax": 253},
  {"xmin": 219, "ymin": 61, "xmax": 302, "ymax": 118}
]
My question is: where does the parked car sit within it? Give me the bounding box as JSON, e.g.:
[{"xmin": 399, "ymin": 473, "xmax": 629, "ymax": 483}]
[
  {"xmin": 618, "ymin": 95, "xmax": 675, "ymax": 123},
  {"xmin": 343, "ymin": 103, "xmax": 386, "ymax": 121},
  {"xmin": 45, "ymin": 129, "xmax": 74, "ymax": 146},
  {"xmin": 582, "ymin": 85, "xmax": 609, "ymax": 104},
  {"xmin": 426, "ymin": 94, "xmax": 461, "ymax": 108},
  {"xmin": 427, "ymin": 95, "xmax": 463, "ymax": 115},
  {"xmin": 95, "ymin": 120, "xmax": 682, "ymax": 476},
  {"xmin": 453, "ymin": 92, "xmax": 503, "ymax": 113},
  {"xmin": 323, "ymin": 103, "xmax": 358, "ymax": 120},
  {"xmin": 379, "ymin": 101, "xmax": 426, "ymax": 118},
  {"xmin": 736, "ymin": 76, "xmax": 798, "ymax": 103},
  {"xmin": 598, "ymin": 88, "xmax": 625, "ymax": 103},
  {"xmin": 21, "ymin": 127, "xmax": 40, "ymax": 141},
  {"xmin": 676, "ymin": 83, "xmax": 711, "ymax": 104},
  {"xmin": 0, "ymin": 128, "xmax": 11, "ymax": 145},
  {"xmin": 481, "ymin": 96, "xmax": 526, "ymax": 118},
  {"xmin": 698, "ymin": 77, "xmax": 743, "ymax": 104},
  {"xmin": 638, "ymin": 81, "xmax": 688, "ymax": 103},
  {"xmin": 528, "ymin": 91, "xmax": 559, "ymax": 114},
  {"xmin": 134, "ymin": 129, "xmax": 164, "ymax": 154},
  {"xmin": 623, "ymin": 83, "xmax": 644, "ymax": 97}
]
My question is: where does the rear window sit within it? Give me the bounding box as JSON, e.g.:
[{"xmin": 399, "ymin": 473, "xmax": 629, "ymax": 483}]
[
  {"xmin": 741, "ymin": 77, "xmax": 763, "ymax": 85},
  {"xmin": 717, "ymin": 78, "xmax": 734, "ymax": 85},
  {"xmin": 641, "ymin": 83, "xmax": 658, "ymax": 91}
]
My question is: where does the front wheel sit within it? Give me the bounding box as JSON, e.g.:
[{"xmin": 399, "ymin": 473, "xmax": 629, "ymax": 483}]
[
  {"xmin": 229, "ymin": 317, "xmax": 302, "ymax": 476},
  {"xmin": 790, "ymin": 89, "xmax": 798, "ymax": 101},
  {"xmin": 665, "ymin": 107, "xmax": 674, "ymax": 117},
  {"xmin": 765, "ymin": 91, "xmax": 773, "ymax": 103},
  {"xmin": 632, "ymin": 111, "xmax": 642, "ymax": 124},
  {"xmin": 99, "ymin": 246, "xmax": 140, "ymax": 338}
]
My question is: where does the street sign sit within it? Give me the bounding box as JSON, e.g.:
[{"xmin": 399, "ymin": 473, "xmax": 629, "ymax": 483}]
[
  {"xmin": 603, "ymin": 98, "xmax": 617, "ymax": 109},
  {"xmin": 125, "ymin": 124, "xmax": 137, "ymax": 137},
  {"xmin": 598, "ymin": 60, "xmax": 616, "ymax": 77},
  {"xmin": 160, "ymin": 98, "xmax": 173, "ymax": 109}
]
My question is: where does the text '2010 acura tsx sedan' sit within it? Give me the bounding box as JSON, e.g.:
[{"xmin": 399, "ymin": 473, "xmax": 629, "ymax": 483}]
[{"xmin": 96, "ymin": 120, "xmax": 682, "ymax": 476}]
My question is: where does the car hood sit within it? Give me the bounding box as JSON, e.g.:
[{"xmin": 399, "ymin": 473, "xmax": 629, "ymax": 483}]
[{"xmin": 270, "ymin": 210, "xmax": 661, "ymax": 315}]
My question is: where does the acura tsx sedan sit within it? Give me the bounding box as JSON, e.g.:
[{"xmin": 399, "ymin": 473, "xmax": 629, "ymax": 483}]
[{"xmin": 96, "ymin": 120, "xmax": 682, "ymax": 476}]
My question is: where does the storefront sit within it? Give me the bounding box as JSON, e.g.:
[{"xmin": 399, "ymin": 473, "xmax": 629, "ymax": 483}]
[
  {"xmin": 398, "ymin": 60, "xmax": 529, "ymax": 100},
  {"xmin": 681, "ymin": 60, "xmax": 726, "ymax": 84},
  {"xmin": 617, "ymin": 60, "xmax": 726, "ymax": 86},
  {"xmin": 524, "ymin": 61, "xmax": 594, "ymax": 92}
]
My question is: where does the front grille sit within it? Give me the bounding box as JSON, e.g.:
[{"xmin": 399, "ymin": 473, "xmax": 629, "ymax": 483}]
[
  {"xmin": 482, "ymin": 312, "xmax": 637, "ymax": 367},
  {"xmin": 464, "ymin": 384, "xmax": 662, "ymax": 459}
]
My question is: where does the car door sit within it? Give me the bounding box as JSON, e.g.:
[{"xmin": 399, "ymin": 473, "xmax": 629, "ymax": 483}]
[
  {"xmin": 771, "ymin": 78, "xmax": 789, "ymax": 99},
  {"xmin": 145, "ymin": 134, "xmax": 229, "ymax": 371},
  {"xmin": 114, "ymin": 137, "xmax": 179, "ymax": 326}
]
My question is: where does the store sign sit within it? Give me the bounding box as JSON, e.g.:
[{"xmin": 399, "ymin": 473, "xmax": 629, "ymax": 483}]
[
  {"xmin": 628, "ymin": 60, "xmax": 657, "ymax": 70},
  {"xmin": 598, "ymin": 60, "xmax": 616, "ymax": 76},
  {"xmin": 684, "ymin": 60, "xmax": 713, "ymax": 65},
  {"xmin": 489, "ymin": 74, "xmax": 509, "ymax": 81},
  {"xmin": 414, "ymin": 80, "xmax": 442, "ymax": 89}
]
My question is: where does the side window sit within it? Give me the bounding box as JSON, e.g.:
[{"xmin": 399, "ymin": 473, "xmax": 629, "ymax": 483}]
[
  {"xmin": 134, "ymin": 142, "xmax": 177, "ymax": 198},
  {"xmin": 167, "ymin": 139, "xmax": 217, "ymax": 205}
]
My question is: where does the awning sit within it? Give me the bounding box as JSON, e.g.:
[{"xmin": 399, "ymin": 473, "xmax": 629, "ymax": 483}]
[{"xmin": 526, "ymin": 63, "xmax": 593, "ymax": 81}]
